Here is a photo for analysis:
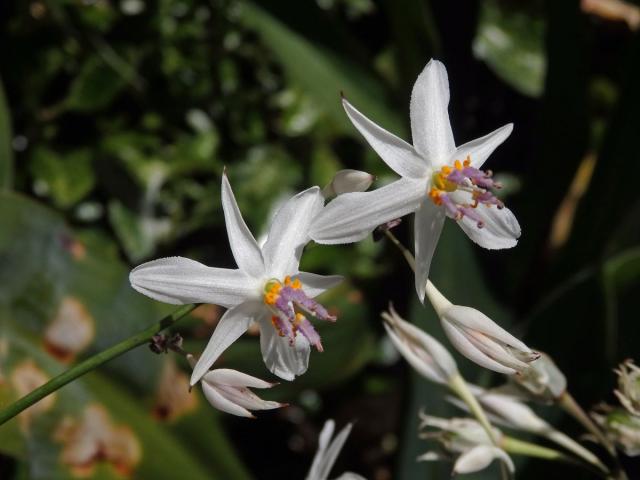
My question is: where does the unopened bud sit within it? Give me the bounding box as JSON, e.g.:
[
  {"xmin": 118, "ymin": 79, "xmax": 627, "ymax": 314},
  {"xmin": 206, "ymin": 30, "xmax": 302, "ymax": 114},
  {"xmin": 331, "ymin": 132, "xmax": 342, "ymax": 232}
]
[
  {"xmin": 322, "ymin": 169, "xmax": 374, "ymax": 198},
  {"xmin": 614, "ymin": 359, "xmax": 640, "ymax": 415}
]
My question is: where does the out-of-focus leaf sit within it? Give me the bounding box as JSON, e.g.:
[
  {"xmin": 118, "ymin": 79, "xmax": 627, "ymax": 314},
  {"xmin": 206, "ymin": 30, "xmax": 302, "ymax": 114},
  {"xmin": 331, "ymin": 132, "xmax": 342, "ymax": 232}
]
[
  {"xmin": 0, "ymin": 323, "xmax": 238, "ymax": 480},
  {"xmin": 65, "ymin": 57, "xmax": 127, "ymax": 112},
  {"xmin": 29, "ymin": 147, "xmax": 95, "ymax": 208},
  {"xmin": 473, "ymin": 0, "xmax": 546, "ymax": 98},
  {"xmin": 239, "ymin": 1, "xmax": 403, "ymax": 135},
  {"xmin": 0, "ymin": 76, "xmax": 13, "ymax": 189}
]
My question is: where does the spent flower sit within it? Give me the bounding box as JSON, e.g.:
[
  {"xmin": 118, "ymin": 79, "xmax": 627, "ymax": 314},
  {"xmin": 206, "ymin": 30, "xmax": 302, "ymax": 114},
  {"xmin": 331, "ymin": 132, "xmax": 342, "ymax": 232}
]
[
  {"xmin": 382, "ymin": 304, "xmax": 458, "ymax": 385},
  {"xmin": 425, "ymin": 281, "xmax": 539, "ymax": 375},
  {"xmin": 187, "ymin": 355, "xmax": 285, "ymax": 418},
  {"xmin": 130, "ymin": 174, "xmax": 342, "ymax": 384},
  {"xmin": 310, "ymin": 59, "xmax": 520, "ymax": 301},
  {"xmin": 614, "ymin": 359, "xmax": 640, "ymax": 416},
  {"xmin": 418, "ymin": 413, "xmax": 514, "ymax": 475}
]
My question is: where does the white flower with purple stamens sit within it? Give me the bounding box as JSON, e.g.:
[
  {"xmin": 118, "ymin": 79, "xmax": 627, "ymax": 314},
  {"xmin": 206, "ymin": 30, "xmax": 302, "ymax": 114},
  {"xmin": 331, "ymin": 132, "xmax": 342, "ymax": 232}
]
[
  {"xmin": 309, "ymin": 59, "xmax": 520, "ymax": 302},
  {"xmin": 130, "ymin": 173, "xmax": 342, "ymax": 385}
]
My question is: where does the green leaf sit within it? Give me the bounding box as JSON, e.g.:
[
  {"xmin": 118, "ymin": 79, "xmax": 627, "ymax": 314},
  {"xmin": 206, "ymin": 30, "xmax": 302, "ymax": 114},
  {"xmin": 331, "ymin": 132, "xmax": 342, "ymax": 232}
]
[
  {"xmin": 65, "ymin": 57, "xmax": 127, "ymax": 112},
  {"xmin": 239, "ymin": 1, "xmax": 404, "ymax": 136},
  {"xmin": 473, "ymin": 0, "xmax": 546, "ymax": 97},
  {"xmin": 29, "ymin": 147, "xmax": 96, "ymax": 208},
  {"xmin": 0, "ymin": 76, "xmax": 13, "ymax": 189}
]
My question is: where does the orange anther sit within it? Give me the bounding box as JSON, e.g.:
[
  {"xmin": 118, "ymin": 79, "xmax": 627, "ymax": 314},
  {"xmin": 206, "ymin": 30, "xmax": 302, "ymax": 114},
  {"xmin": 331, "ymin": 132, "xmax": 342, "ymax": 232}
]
[
  {"xmin": 284, "ymin": 275, "xmax": 291, "ymax": 285},
  {"xmin": 441, "ymin": 166, "xmax": 452, "ymax": 175},
  {"xmin": 463, "ymin": 156, "xmax": 471, "ymax": 167},
  {"xmin": 454, "ymin": 159, "xmax": 462, "ymax": 170},
  {"xmin": 292, "ymin": 278, "xmax": 302, "ymax": 289}
]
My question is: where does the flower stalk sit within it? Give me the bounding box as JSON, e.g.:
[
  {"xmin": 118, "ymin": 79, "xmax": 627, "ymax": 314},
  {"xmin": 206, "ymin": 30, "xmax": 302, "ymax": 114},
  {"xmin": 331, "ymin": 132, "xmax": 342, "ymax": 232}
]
[{"xmin": 0, "ymin": 304, "xmax": 197, "ymax": 427}]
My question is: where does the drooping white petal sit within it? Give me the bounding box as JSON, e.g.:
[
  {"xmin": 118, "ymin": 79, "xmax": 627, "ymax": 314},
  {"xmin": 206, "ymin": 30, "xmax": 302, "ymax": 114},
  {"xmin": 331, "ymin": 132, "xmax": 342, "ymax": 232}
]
[
  {"xmin": 221, "ymin": 174, "xmax": 265, "ymax": 277},
  {"xmin": 342, "ymin": 98, "xmax": 429, "ymax": 179},
  {"xmin": 443, "ymin": 306, "xmax": 529, "ymax": 352},
  {"xmin": 297, "ymin": 271, "xmax": 343, "ymax": 298},
  {"xmin": 306, "ymin": 419, "xmax": 335, "ymax": 480},
  {"xmin": 440, "ymin": 320, "xmax": 516, "ymax": 375},
  {"xmin": 129, "ymin": 257, "xmax": 258, "ymax": 308},
  {"xmin": 262, "ymin": 187, "xmax": 324, "ymax": 278},
  {"xmin": 457, "ymin": 205, "xmax": 521, "ymax": 250},
  {"xmin": 203, "ymin": 368, "xmax": 275, "ymax": 389},
  {"xmin": 200, "ymin": 381, "xmax": 254, "ymax": 418},
  {"xmin": 453, "ymin": 445, "xmax": 514, "ymax": 475},
  {"xmin": 259, "ymin": 317, "xmax": 310, "ymax": 381},
  {"xmin": 310, "ymin": 177, "xmax": 425, "ymax": 245},
  {"xmin": 384, "ymin": 323, "xmax": 445, "ymax": 384},
  {"xmin": 414, "ymin": 199, "xmax": 446, "ymax": 302},
  {"xmin": 410, "ymin": 59, "xmax": 456, "ymax": 166},
  {"xmin": 333, "ymin": 473, "xmax": 366, "ymax": 480},
  {"xmin": 451, "ymin": 123, "xmax": 513, "ymax": 169},
  {"xmin": 190, "ymin": 301, "xmax": 262, "ymax": 386}
]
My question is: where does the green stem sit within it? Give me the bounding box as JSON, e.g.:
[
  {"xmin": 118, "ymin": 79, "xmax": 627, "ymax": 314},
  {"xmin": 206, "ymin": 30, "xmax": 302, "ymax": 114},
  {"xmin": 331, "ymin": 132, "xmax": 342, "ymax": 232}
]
[
  {"xmin": 383, "ymin": 229, "xmax": 416, "ymax": 271},
  {"xmin": 448, "ymin": 374, "xmax": 498, "ymax": 445},
  {"xmin": 0, "ymin": 304, "xmax": 197, "ymax": 426},
  {"xmin": 558, "ymin": 391, "xmax": 616, "ymax": 455},
  {"xmin": 502, "ymin": 436, "xmax": 610, "ymax": 479}
]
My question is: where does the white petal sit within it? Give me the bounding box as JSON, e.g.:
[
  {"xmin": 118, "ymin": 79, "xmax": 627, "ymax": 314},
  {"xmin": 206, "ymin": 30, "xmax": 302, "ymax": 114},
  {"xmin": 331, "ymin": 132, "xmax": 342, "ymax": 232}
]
[
  {"xmin": 342, "ymin": 98, "xmax": 429, "ymax": 179},
  {"xmin": 262, "ymin": 187, "xmax": 324, "ymax": 278},
  {"xmin": 414, "ymin": 199, "xmax": 445, "ymax": 302},
  {"xmin": 297, "ymin": 271, "xmax": 343, "ymax": 298},
  {"xmin": 443, "ymin": 305, "xmax": 529, "ymax": 352},
  {"xmin": 203, "ymin": 368, "xmax": 275, "ymax": 389},
  {"xmin": 410, "ymin": 59, "xmax": 456, "ymax": 166},
  {"xmin": 200, "ymin": 382, "xmax": 253, "ymax": 418},
  {"xmin": 440, "ymin": 320, "xmax": 516, "ymax": 375},
  {"xmin": 334, "ymin": 473, "xmax": 366, "ymax": 480},
  {"xmin": 454, "ymin": 445, "xmax": 514, "ymax": 475},
  {"xmin": 310, "ymin": 178, "xmax": 425, "ymax": 245},
  {"xmin": 222, "ymin": 174, "xmax": 265, "ymax": 277},
  {"xmin": 190, "ymin": 301, "xmax": 261, "ymax": 386},
  {"xmin": 307, "ymin": 420, "xmax": 335, "ymax": 480},
  {"xmin": 452, "ymin": 123, "xmax": 513, "ymax": 169},
  {"xmin": 129, "ymin": 257, "xmax": 258, "ymax": 308},
  {"xmin": 464, "ymin": 331, "xmax": 531, "ymax": 372},
  {"xmin": 259, "ymin": 318, "xmax": 310, "ymax": 381},
  {"xmin": 215, "ymin": 384, "xmax": 283, "ymax": 411},
  {"xmin": 316, "ymin": 423, "xmax": 353, "ymax": 480},
  {"xmin": 458, "ymin": 205, "xmax": 521, "ymax": 250}
]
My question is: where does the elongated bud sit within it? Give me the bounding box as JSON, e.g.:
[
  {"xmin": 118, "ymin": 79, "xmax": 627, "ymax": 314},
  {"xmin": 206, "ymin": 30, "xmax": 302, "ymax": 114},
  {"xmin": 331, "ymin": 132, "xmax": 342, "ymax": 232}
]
[
  {"xmin": 382, "ymin": 304, "xmax": 458, "ymax": 385},
  {"xmin": 511, "ymin": 352, "xmax": 567, "ymax": 403},
  {"xmin": 425, "ymin": 281, "xmax": 539, "ymax": 375},
  {"xmin": 322, "ymin": 169, "xmax": 375, "ymax": 198}
]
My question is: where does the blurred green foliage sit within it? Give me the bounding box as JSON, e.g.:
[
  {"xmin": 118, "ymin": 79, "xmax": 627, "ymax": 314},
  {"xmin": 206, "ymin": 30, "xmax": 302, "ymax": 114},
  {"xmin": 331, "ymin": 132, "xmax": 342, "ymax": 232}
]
[{"xmin": 1, "ymin": 0, "xmax": 640, "ymax": 479}]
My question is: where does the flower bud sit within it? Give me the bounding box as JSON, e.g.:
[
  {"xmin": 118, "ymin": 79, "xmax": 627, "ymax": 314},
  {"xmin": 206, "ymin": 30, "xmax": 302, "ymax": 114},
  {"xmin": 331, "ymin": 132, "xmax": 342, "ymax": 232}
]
[
  {"xmin": 511, "ymin": 352, "xmax": 567, "ymax": 403},
  {"xmin": 425, "ymin": 281, "xmax": 539, "ymax": 375},
  {"xmin": 322, "ymin": 169, "xmax": 375, "ymax": 198},
  {"xmin": 614, "ymin": 359, "xmax": 640, "ymax": 416},
  {"xmin": 382, "ymin": 305, "xmax": 458, "ymax": 385}
]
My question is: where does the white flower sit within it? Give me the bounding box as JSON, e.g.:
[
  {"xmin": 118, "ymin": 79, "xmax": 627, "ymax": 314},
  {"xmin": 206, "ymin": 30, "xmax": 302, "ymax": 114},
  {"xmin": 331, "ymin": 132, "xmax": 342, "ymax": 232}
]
[
  {"xmin": 306, "ymin": 420, "xmax": 366, "ymax": 480},
  {"xmin": 309, "ymin": 59, "xmax": 520, "ymax": 301},
  {"xmin": 614, "ymin": 359, "xmax": 640, "ymax": 416},
  {"xmin": 130, "ymin": 174, "xmax": 342, "ymax": 385},
  {"xmin": 425, "ymin": 281, "xmax": 538, "ymax": 375},
  {"xmin": 322, "ymin": 169, "xmax": 375, "ymax": 198},
  {"xmin": 418, "ymin": 413, "xmax": 514, "ymax": 475},
  {"xmin": 382, "ymin": 304, "xmax": 457, "ymax": 385}
]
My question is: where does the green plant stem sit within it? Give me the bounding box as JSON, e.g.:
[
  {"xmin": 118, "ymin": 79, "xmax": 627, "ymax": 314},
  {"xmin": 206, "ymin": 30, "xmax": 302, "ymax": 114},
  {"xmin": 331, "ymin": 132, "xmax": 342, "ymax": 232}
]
[
  {"xmin": 0, "ymin": 303, "xmax": 197, "ymax": 427},
  {"xmin": 383, "ymin": 229, "xmax": 416, "ymax": 271},
  {"xmin": 558, "ymin": 391, "xmax": 616, "ymax": 455}
]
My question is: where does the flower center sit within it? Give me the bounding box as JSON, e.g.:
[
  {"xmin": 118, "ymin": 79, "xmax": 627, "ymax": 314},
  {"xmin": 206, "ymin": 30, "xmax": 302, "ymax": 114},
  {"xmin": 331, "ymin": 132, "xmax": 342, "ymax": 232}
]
[
  {"xmin": 262, "ymin": 275, "xmax": 336, "ymax": 351},
  {"xmin": 428, "ymin": 156, "xmax": 504, "ymax": 228}
]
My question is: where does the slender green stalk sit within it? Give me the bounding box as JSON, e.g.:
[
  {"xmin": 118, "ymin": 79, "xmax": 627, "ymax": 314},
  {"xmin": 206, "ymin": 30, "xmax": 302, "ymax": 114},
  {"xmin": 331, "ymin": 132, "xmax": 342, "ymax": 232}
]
[
  {"xmin": 383, "ymin": 229, "xmax": 416, "ymax": 271},
  {"xmin": 0, "ymin": 304, "xmax": 197, "ymax": 426},
  {"xmin": 558, "ymin": 391, "xmax": 616, "ymax": 455}
]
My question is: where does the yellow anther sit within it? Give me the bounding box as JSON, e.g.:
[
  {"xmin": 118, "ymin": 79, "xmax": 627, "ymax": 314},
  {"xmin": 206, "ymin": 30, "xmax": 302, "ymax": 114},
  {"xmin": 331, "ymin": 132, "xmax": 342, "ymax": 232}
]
[
  {"xmin": 441, "ymin": 166, "xmax": 452, "ymax": 175},
  {"xmin": 429, "ymin": 187, "xmax": 443, "ymax": 205},
  {"xmin": 294, "ymin": 313, "xmax": 305, "ymax": 325},
  {"xmin": 292, "ymin": 278, "xmax": 302, "ymax": 289},
  {"xmin": 454, "ymin": 159, "xmax": 462, "ymax": 170},
  {"xmin": 284, "ymin": 275, "xmax": 291, "ymax": 285}
]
